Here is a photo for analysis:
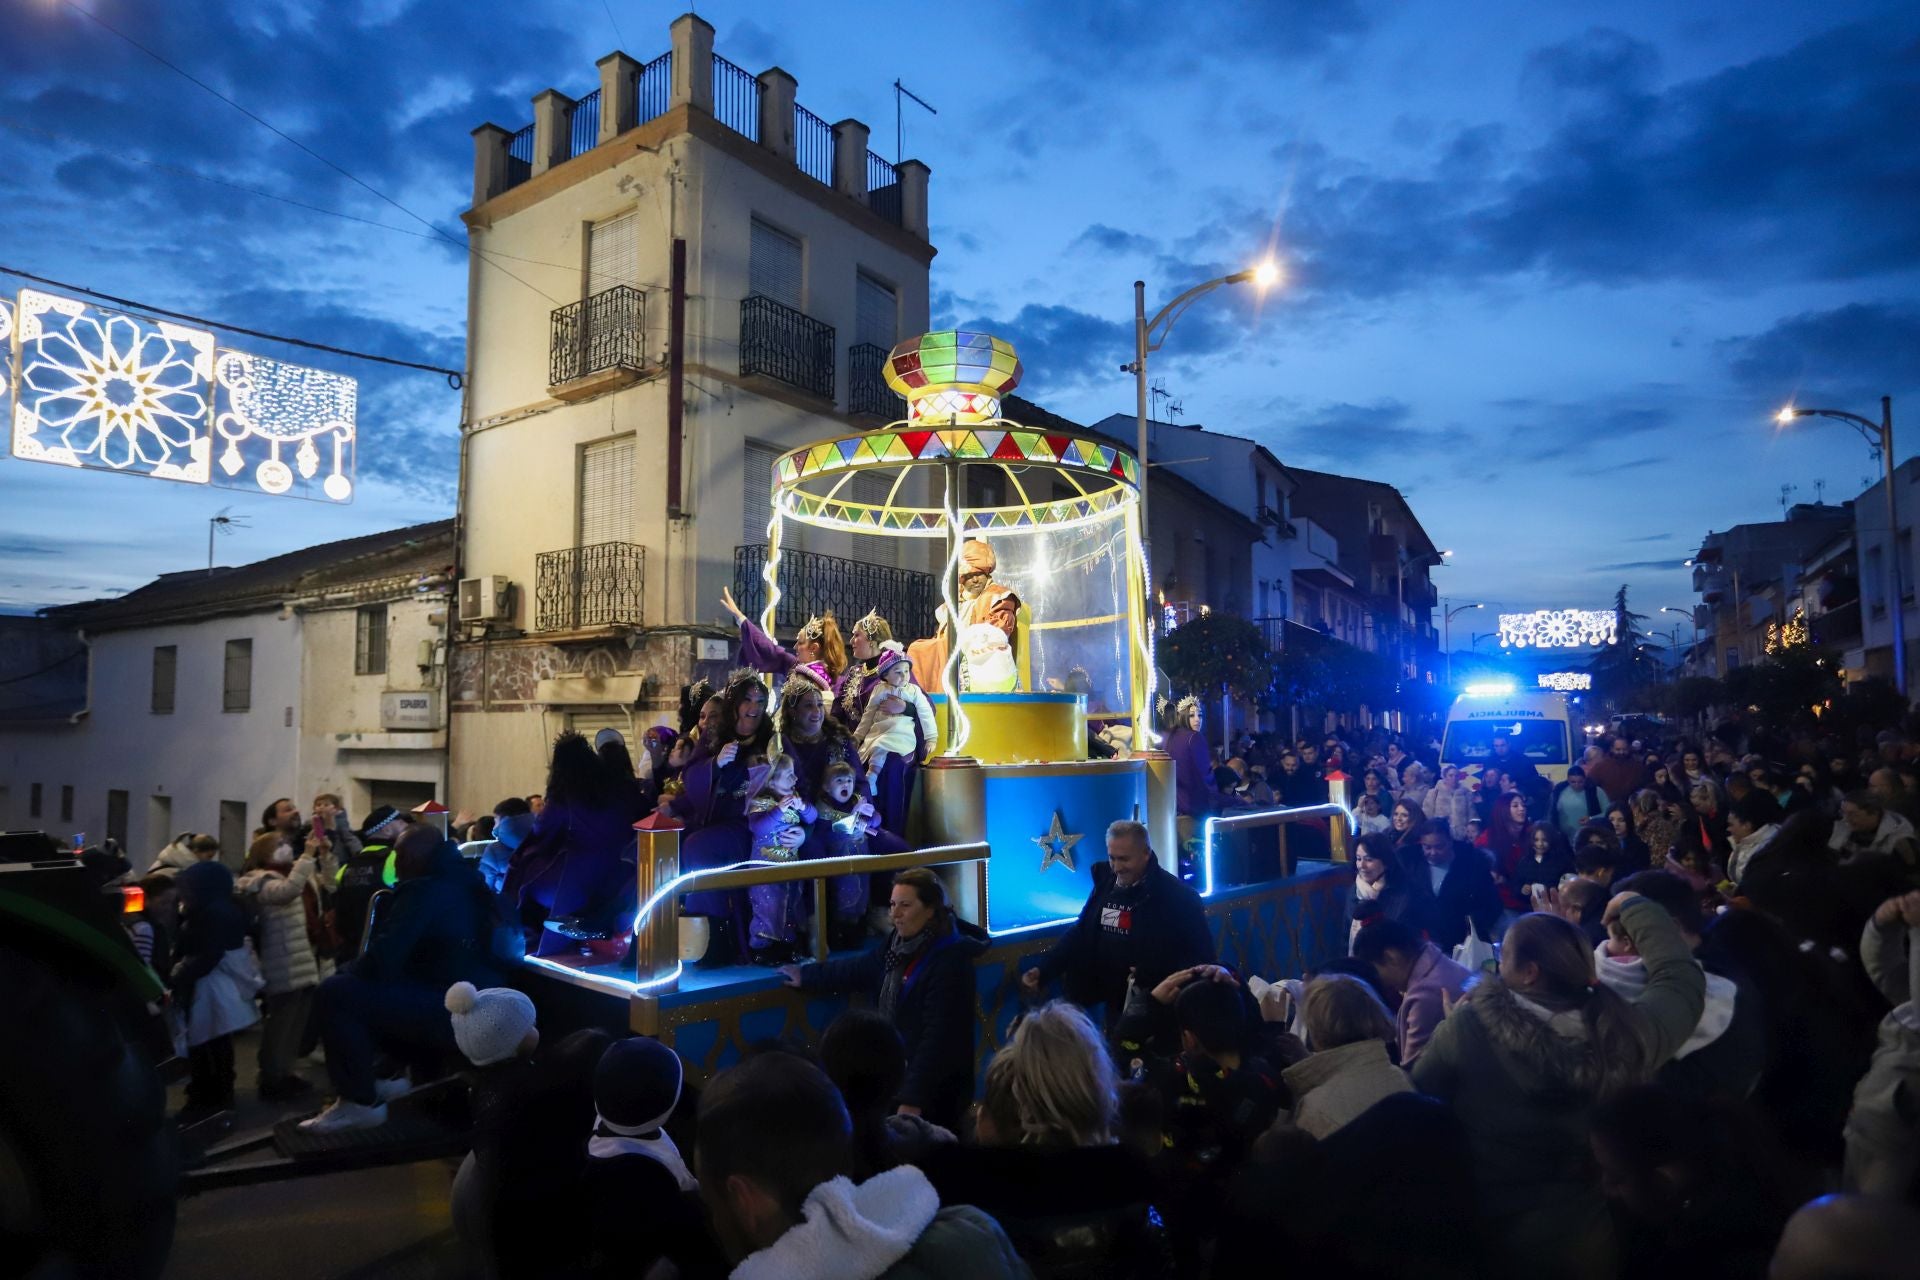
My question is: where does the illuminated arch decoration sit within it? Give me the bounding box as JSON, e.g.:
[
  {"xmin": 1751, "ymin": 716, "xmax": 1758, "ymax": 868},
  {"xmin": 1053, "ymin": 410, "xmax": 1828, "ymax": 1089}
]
[
  {"xmin": 762, "ymin": 331, "xmax": 1153, "ymax": 754},
  {"xmin": 4, "ymin": 286, "xmax": 358, "ymax": 503},
  {"xmin": 1498, "ymin": 609, "xmax": 1616, "ymax": 648},
  {"xmin": 1538, "ymin": 671, "xmax": 1592, "ymax": 691},
  {"xmin": 213, "ymin": 351, "xmax": 357, "ymax": 502},
  {"xmin": 11, "ymin": 289, "xmax": 213, "ymax": 482}
]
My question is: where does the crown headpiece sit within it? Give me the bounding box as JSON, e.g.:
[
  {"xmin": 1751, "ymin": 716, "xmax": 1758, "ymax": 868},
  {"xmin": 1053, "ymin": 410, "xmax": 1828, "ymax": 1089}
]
[
  {"xmin": 853, "ymin": 609, "xmax": 889, "ymax": 640},
  {"xmin": 1174, "ymin": 694, "xmax": 1200, "ymax": 720},
  {"xmin": 796, "ymin": 613, "xmax": 828, "ymax": 644},
  {"xmin": 725, "ymin": 666, "xmax": 761, "ymax": 691}
]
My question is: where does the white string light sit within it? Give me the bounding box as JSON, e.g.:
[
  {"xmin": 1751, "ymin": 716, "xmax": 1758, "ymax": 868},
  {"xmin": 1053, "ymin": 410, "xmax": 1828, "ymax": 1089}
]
[
  {"xmin": 1537, "ymin": 671, "xmax": 1592, "ymax": 691},
  {"xmin": 212, "ymin": 350, "xmax": 357, "ymax": 502}
]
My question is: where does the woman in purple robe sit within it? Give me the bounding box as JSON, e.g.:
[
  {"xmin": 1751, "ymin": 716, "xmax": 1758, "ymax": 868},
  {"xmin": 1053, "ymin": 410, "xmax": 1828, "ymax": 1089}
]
[
  {"xmin": 834, "ymin": 609, "xmax": 896, "ymax": 731},
  {"xmin": 677, "ymin": 673, "xmax": 777, "ymax": 947},
  {"xmin": 721, "ymin": 587, "xmax": 847, "ymax": 690},
  {"xmin": 501, "ymin": 731, "xmax": 641, "ymax": 955}
]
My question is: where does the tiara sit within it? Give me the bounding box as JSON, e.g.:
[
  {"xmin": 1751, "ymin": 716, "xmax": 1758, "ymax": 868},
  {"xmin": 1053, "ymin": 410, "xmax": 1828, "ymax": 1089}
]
[
  {"xmin": 780, "ymin": 668, "xmax": 829, "ymax": 703},
  {"xmin": 796, "ymin": 614, "xmax": 827, "ymax": 643},
  {"xmin": 853, "ymin": 609, "xmax": 888, "ymax": 639},
  {"xmin": 725, "ymin": 666, "xmax": 761, "ymax": 690},
  {"xmin": 1174, "ymin": 694, "xmax": 1200, "ymax": 719}
]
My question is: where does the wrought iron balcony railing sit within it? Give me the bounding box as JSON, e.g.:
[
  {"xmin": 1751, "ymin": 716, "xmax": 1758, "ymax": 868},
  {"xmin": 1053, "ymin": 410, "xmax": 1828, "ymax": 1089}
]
[
  {"xmin": 740, "ymin": 295, "xmax": 835, "ymax": 400},
  {"xmin": 847, "ymin": 342, "xmax": 904, "ymax": 419},
  {"xmin": 536, "ymin": 541, "xmax": 646, "ymax": 632},
  {"xmin": 550, "ymin": 286, "xmax": 650, "ymax": 387},
  {"xmin": 866, "ymin": 151, "xmax": 903, "ymax": 226},
  {"xmin": 733, "ymin": 545, "xmax": 936, "ymax": 641}
]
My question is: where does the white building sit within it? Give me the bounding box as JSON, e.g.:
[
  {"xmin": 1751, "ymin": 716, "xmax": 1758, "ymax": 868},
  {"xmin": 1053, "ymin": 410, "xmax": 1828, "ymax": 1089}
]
[
  {"xmin": 0, "ymin": 522, "xmax": 454, "ymax": 869},
  {"xmin": 1850, "ymin": 457, "xmax": 1920, "ymax": 690},
  {"xmin": 450, "ymin": 14, "xmax": 935, "ymax": 804}
]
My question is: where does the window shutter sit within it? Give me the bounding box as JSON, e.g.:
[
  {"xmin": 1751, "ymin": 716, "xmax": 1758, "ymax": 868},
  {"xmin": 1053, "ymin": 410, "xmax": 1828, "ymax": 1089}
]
[
  {"xmin": 851, "ymin": 472, "xmax": 896, "ymax": 568},
  {"xmin": 586, "ymin": 211, "xmax": 639, "ymax": 296},
  {"xmin": 749, "ymin": 220, "xmax": 803, "ymax": 309},
  {"xmin": 223, "ymin": 639, "xmax": 252, "ymax": 713},
  {"xmin": 579, "ymin": 438, "xmax": 635, "ymax": 546},
  {"xmin": 855, "ymin": 274, "xmax": 896, "ymax": 348}
]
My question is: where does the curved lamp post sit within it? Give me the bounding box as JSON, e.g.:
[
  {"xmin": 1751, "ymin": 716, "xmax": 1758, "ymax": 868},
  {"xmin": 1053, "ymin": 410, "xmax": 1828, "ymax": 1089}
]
[
  {"xmin": 1776, "ymin": 398, "xmax": 1902, "ymax": 696},
  {"xmin": 1443, "ymin": 600, "xmax": 1484, "ymax": 687}
]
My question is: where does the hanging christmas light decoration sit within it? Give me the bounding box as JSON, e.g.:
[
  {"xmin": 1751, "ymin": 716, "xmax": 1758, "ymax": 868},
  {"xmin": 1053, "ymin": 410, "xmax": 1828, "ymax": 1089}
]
[
  {"xmin": 10, "ymin": 289, "xmax": 213, "ymax": 482},
  {"xmin": 1537, "ymin": 671, "xmax": 1593, "ymax": 691},
  {"xmin": 1498, "ymin": 609, "xmax": 1616, "ymax": 648},
  {"xmin": 212, "ymin": 351, "xmax": 357, "ymax": 502}
]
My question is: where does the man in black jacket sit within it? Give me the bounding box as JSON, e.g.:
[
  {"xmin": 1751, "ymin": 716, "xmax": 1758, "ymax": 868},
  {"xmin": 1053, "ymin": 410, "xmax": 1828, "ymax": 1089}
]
[
  {"xmin": 1023, "ymin": 820, "xmax": 1215, "ymax": 1025},
  {"xmin": 1413, "ymin": 820, "xmax": 1502, "ymax": 955}
]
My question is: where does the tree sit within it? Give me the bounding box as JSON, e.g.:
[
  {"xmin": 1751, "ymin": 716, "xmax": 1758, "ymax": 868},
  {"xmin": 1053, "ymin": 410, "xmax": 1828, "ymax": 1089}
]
[
  {"xmin": 1160, "ymin": 613, "xmax": 1274, "ymax": 711},
  {"xmin": 1588, "ymin": 584, "xmax": 1663, "ymax": 712}
]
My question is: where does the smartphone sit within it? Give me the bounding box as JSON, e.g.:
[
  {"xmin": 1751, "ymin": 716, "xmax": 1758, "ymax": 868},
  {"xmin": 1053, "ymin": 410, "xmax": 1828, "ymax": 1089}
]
[{"xmin": 311, "ymin": 814, "xmax": 328, "ymax": 842}]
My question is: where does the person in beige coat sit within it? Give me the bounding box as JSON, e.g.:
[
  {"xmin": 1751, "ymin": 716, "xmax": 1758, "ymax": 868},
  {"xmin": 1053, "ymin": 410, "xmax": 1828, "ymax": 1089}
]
[
  {"xmin": 237, "ymin": 830, "xmax": 337, "ymax": 1100},
  {"xmin": 1846, "ymin": 891, "xmax": 1920, "ymax": 1195},
  {"xmin": 1278, "ymin": 974, "xmax": 1413, "ymax": 1139}
]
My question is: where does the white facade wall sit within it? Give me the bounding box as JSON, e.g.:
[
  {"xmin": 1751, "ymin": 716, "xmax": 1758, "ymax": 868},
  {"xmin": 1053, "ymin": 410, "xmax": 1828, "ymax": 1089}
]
[
  {"xmin": 0, "ymin": 611, "xmax": 299, "ymax": 867},
  {"xmin": 298, "ymin": 596, "xmax": 448, "ymax": 820}
]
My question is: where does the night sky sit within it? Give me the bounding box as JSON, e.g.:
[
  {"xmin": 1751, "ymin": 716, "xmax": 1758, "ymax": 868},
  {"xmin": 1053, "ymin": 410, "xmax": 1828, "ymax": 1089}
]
[{"xmin": 2, "ymin": 1, "xmax": 1916, "ymax": 639}]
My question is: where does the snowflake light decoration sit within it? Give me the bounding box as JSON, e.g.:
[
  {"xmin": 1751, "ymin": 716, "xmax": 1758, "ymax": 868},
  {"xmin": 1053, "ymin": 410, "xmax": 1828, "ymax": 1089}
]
[
  {"xmin": 1537, "ymin": 671, "xmax": 1592, "ymax": 691},
  {"xmin": 1499, "ymin": 609, "xmax": 1616, "ymax": 649},
  {"xmin": 10, "ymin": 290, "xmax": 213, "ymax": 482},
  {"xmin": 0, "ymin": 296, "xmax": 12, "ymax": 437},
  {"xmin": 212, "ymin": 351, "xmax": 357, "ymax": 503}
]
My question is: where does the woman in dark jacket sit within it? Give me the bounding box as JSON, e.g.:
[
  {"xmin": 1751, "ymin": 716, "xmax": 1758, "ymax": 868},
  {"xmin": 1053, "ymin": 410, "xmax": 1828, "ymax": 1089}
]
[
  {"xmin": 503, "ymin": 731, "xmax": 638, "ymax": 954},
  {"xmin": 783, "ymin": 868, "xmax": 986, "ymax": 1129},
  {"xmin": 1351, "ymin": 831, "xmax": 1429, "ymax": 949}
]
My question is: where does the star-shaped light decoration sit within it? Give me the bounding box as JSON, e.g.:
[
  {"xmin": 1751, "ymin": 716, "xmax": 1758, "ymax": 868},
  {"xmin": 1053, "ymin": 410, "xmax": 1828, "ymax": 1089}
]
[{"xmin": 1033, "ymin": 810, "xmax": 1082, "ymax": 874}]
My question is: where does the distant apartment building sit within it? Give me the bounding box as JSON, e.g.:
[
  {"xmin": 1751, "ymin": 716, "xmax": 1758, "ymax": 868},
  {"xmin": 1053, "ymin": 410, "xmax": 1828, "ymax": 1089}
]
[{"xmin": 1687, "ymin": 503, "xmax": 1853, "ymax": 678}]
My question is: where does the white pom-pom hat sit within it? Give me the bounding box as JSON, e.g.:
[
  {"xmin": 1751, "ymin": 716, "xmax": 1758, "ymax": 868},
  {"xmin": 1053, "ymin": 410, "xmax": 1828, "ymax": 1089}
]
[{"xmin": 444, "ymin": 981, "xmax": 538, "ymax": 1066}]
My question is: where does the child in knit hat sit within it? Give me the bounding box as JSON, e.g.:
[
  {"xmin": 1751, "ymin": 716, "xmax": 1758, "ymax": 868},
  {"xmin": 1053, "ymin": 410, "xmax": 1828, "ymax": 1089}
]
[
  {"xmin": 446, "ymin": 981, "xmax": 543, "ymax": 1274},
  {"xmin": 583, "ymin": 1036, "xmax": 721, "ymax": 1277}
]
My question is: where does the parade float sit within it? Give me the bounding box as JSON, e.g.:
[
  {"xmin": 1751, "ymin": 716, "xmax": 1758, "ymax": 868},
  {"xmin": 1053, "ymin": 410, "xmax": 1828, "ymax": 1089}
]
[{"xmin": 522, "ymin": 331, "xmax": 1353, "ymax": 1079}]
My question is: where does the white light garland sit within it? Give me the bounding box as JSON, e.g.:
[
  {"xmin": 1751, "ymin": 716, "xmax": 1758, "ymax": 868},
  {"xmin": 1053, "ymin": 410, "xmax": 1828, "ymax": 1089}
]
[
  {"xmin": 1499, "ymin": 609, "xmax": 1616, "ymax": 648},
  {"xmin": 5, "ymin": 287, "xmax": 359, "ymax": 504},
  {"xmin": 1538, "ymin": 671, "xmax": 1592, "ymax": 691}
]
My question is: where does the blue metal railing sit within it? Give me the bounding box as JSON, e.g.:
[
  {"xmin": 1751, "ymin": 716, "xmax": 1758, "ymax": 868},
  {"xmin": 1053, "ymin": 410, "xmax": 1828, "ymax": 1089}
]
[
  {"xmin": 636, "ymin": 50, "xmax": 673, "ymax": 125},
  {"xmin": 506, "ymin": 123, "xmax": 534, "ymax": 187},
  {"xmin": 712, "ymin": 54, "xmax": 760, "ymax": 140}
]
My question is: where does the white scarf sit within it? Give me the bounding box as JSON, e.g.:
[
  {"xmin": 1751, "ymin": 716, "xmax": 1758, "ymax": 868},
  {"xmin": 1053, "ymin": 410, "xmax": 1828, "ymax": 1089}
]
[
  {"xmin": 1354, "ymin": 873, "xmax": 1384, "ymax": 902},
  {"xmin": 588, "ymin": 1109, "xmax": 696, "ymax": 1192}
]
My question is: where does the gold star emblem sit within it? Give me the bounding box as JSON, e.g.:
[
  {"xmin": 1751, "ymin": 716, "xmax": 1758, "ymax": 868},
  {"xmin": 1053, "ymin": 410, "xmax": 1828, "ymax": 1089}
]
[{"xmin": 1034, "ymin": 810, "xmax": 1082, "ymax": 873}]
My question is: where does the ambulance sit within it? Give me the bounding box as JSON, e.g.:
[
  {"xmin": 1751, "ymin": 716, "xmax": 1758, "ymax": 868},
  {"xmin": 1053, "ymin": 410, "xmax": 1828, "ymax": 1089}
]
[{"xmin": 1439, "ymin": 683, "xmax": 1575, "ymax": 786}]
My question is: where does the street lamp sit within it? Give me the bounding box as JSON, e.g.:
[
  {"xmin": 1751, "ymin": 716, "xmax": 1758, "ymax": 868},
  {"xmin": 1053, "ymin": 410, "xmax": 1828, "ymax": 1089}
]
[
  {"xmin": 1776, "ymin": 397, "xmax": 1903, "ymax": 696},
  {"xmin": 1125, "ymin": 260, "xmax": 1282, "ymax": 557},
  {"xmin": 1443, "ymin": 600, "xmax": 1484, "ymax": 687},
  {"xmin": 1658, "ymin": 606, "xmax": 1699, "ymax": 672}
]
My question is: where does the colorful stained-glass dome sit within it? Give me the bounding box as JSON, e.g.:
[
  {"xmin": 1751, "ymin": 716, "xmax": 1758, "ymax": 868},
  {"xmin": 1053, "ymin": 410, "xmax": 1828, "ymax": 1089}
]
[{"xmin": 883, "ymin": 331, "xmax": 1022, "ymax": 424}]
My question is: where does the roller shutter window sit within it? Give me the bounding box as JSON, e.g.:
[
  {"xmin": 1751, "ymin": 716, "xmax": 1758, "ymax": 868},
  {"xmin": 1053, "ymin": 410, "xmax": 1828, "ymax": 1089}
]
[
  {"xmin": 569, "ymin": 712, "xmax": 629, "ymax": 752},
  {"xmin": 855, "ymin": 273, "xmax": 897, "ymax": 348},
  {"xmin": 749, "ymin": 219, "xmax": 803, "ymax": 309},
  {"xmin": 742, "ymin": 441, "xmax": 804, "ymax": 552},
  {"xmin": 579, "ymin": 437, "xmax": 635, "ymax": 547},
  {"xmin": 586, "ymin": 210, "xmax": 638, "ymax": 296}
]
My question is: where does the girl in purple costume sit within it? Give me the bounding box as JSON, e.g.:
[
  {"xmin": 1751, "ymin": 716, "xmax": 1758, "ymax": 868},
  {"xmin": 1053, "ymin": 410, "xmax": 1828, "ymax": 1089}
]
[
  {"xmin": 677, "ymin": 673, "xmax": 774, "ymax": 926},
  {"xmin": 719, "ymin": 587, "xmax": 847, "ymax": 690},
  {"xmin": 742, "ymin": 755, "xmax": 815, "ymax": 963},
  {"xmin": 503, "ymin": 732, "xmax": 640, "ymax": 955},
  {"xmin": 776, "ymin": 674, "xmax": 904, "ymax": 934}
]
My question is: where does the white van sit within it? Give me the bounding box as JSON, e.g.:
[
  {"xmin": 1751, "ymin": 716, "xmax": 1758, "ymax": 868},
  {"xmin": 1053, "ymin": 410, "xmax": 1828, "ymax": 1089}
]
[{"xmin": 1440, "ymin": 686, "xmax": 1575, "ymax": 786}]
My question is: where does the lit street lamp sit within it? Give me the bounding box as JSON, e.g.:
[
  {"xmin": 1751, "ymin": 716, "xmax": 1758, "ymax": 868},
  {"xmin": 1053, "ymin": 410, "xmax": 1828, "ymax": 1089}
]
[
  {"xmin": 1776, "ymin": 397, "xmax": 1902, "ymax": 696},
  {"xmin": 1659, "ymin": 605, "xmax": 1699, "ymax": 672},
  {"xmin": 1125, "ymin": 260, "xmax": 1281, "ymax": 564},
  {"xmin": 1443, "ymin": 599, "xmax": 1484, "ymax": 686}
]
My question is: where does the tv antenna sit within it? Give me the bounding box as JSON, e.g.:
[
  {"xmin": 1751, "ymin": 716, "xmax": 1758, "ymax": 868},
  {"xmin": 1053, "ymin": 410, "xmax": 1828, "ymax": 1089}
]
[
  {"xmin": 208, "ymin": 507, "xmax": 251, "ymax": 575},
  {"xmin": 1167, "ymin": 398, "xmax": 1185, "ymax": 421},
  {"xmin": 1777, "ymin": 482, "xmax": 1797, "ymax": 514},
  {"xmin": 1813, "ymin": 478, "xmax": 1827, "ymax": 504},
  {"xmin": 893, "ymin": 79, "xmax": 937, "ymax": 163},
  {"xmin": 1150, "ymin": 380, "xmax": 1173, "ymax": 420}
]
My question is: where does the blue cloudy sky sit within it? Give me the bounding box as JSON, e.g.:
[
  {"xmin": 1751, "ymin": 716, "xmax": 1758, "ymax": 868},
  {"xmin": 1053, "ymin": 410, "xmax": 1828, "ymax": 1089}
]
[{"xmin": 1, "ymin": 0, "xmax": 1916, "ymax": 631}]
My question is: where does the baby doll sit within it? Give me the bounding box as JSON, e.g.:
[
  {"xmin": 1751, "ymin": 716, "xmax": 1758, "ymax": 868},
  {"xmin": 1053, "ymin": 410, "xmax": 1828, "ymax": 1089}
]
[
  {"xmin": 814, "ymin": 760, "xmax": 883, "ymax": 861},
  {"xmin": 744, "ymin": 754, "xmax": 816, "ymax": 864},
  {"xmin": 958, "ymin": 621, "xmax": 1018, "ymax": 692},
  {"xmin": 855, "ymin": 648, "xmax": 937, "ymax": 779}
]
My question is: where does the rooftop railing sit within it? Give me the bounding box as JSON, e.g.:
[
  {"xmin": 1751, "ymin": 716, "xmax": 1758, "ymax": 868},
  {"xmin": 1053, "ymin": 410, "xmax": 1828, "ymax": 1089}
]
[
  {"xmin": 794, "ymin": 103, "xmax": 835, "ymax": 187},
  {"xmin": 712, "ymin": 54, "xmax": 761, "ymax": 141}
]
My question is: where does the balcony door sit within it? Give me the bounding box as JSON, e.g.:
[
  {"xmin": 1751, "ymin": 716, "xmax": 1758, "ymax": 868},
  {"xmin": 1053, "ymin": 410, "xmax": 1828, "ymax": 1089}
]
[
  {"xmin": 580, "ymin": 437, "xmax": 634, "ymax": 547},
  {"xmin": 749, "ymin": 219, "xmax": 803, "ymax": 308},
  {"xmin": 587, "ymin": 210, "xmax": 638, "ymax": 295}
]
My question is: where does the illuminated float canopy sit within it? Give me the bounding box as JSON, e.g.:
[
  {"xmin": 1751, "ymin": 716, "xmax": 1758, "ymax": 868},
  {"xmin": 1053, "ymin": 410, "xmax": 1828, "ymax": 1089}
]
[
  {"xmin": 1538, "ymin": 671, "xmax": 1592, "ymax": 691},
  {"xmin": 1498, "ymin": 609, "xmax": 1616, "ymax": 648},
  {"xmin": 763, "ymin": 329, "xmax": 1151, "ymax": 754},
  {"xmin": 5, "ymin": 286, "xmax": 357, "ymax": 503}
]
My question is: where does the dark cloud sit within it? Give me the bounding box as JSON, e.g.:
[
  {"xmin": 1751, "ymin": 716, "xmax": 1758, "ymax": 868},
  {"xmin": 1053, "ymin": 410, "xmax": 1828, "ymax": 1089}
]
[
  {"xmin": 1591, "ymin": 454, "xmax": 1671, "ymax": 475},
  {"xmin": 1722, "ymin": 301, "xmax": 1920, "ymax": 405},
  {"xmin": 1491, "ymin": 399, "xmax": 1678, "ymax": 462},
  {"xmin": 956, "ymin": 304, "xmax": 1131, "ymax": 394},
  {"xmin": 1017, "ymin": 0, "xmax": 1367, "ymax": 72},
  {"xmin": 1589, "ymin": 559, "xmax": 1689, "ymax": 572},
  {"xmin": 1071, "ymin": 224, "xmax": 1159, "ymax": 257},
  {"xmin": 1521, "ymin": 28, "xmax": 1661, "ymax": 102},
  {"xmin": 1272, "ymin": 399, "xmax": 1432, "ymax": 463},
  {"xmin": 1624, "ymin": 532, "xmax": 1674, "ymax": 543}
]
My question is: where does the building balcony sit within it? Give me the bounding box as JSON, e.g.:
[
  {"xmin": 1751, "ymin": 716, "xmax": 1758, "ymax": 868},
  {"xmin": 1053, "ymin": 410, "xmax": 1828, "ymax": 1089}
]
[
  {"xmin": 732, "ymin": 545, "xmax": 935, "ymax": 640},
  {"xmin": 535, "ymin": 541, "xmax": 645, "ymax": 633},
  {"xmin": 740, "ymin": 295, "xmax": 835, "ymax": 401},
  {"xmin": 848, "ymin": 342, "xmax": 905, "ymax": 419},
  {"xmin": 549, "ymin": 286, "xmax": 652, "ymax": 399}
]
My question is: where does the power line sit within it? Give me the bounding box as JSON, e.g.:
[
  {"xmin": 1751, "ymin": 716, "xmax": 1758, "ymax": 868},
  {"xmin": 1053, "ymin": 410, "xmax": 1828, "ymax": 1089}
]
[
  {"xmin": 0, "ymin": 264, "xmax": 463, "ymax": 385},
  {"xmin": 58, "ymin": 0, "xmax": 560, "ymax": 305}
]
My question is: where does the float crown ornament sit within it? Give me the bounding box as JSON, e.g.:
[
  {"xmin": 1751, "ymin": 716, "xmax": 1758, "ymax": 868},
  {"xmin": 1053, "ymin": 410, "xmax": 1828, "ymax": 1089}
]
[{"xmin": 883, "ymin": 330, "xmax": 1022, "ymax": 426}]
